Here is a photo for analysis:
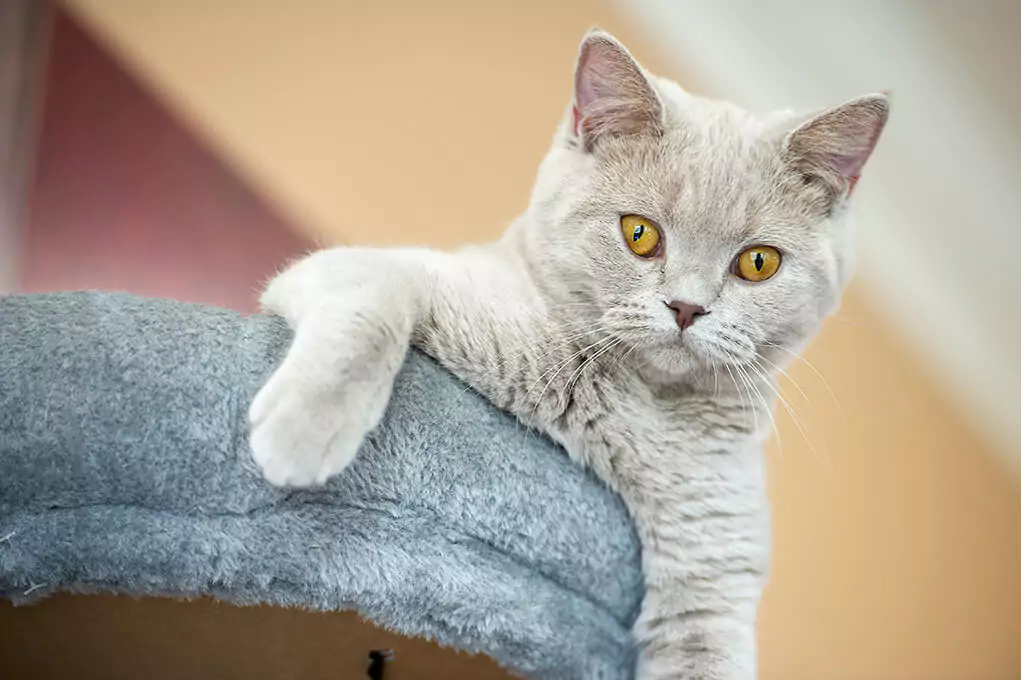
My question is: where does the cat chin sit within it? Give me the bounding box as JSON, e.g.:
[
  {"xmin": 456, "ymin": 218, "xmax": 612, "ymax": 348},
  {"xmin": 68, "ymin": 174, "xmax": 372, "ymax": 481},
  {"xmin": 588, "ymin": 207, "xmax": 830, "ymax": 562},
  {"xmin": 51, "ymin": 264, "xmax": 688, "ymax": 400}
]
[{"xmin": 636, "ymin": 344, "xmax": 704, "ymax": 385}]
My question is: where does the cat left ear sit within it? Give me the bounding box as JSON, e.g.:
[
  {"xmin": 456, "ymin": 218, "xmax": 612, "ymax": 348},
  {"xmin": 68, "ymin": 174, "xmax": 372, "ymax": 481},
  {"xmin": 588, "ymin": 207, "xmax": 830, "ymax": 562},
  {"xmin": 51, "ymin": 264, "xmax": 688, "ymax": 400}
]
[
  {"xmin": 572, "ymin": 30, "xmax": 663, "ymax": 150},
  {"xmin": 783, "ymin": 93, "xmax": 889, "ymax": 201}
]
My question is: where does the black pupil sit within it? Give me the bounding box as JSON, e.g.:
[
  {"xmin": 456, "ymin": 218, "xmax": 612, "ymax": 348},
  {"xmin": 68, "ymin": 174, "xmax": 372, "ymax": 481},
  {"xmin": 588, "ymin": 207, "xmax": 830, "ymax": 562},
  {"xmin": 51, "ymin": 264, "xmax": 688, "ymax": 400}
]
[
  {"xmin": 632, "ymin": 225, "xmax": 644, "ymax": 242},
  {"xmin": 753, "ymin": 252, "xmax": 764, "ymax": 271}
]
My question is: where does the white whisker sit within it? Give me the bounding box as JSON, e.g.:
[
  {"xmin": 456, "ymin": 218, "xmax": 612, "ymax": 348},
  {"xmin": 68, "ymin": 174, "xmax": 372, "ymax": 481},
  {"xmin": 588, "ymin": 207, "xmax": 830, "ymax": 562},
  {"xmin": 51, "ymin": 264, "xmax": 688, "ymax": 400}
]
[
  {"xmin": 566, "ymin": 336, "xmax": 625, "ymax": 392},
  {"xmin": 459, "ymin": 323, "xmax": 613, "ymax": 396},
  {"xmin": 730, "ymin": 358, "xmax": 772, "ymax": 446},
  {"xmin": 755, "ymin": 351, "xmax": 810, "ymax": 404},
  {"xmin": 526, "ymin": 333, "xmax": 616, "ymax": 420},
  {"xmin": 724, "ymin": 363, "xmax": 751, "ymax": 428},
  {"xmin": 748, "ymin": 357, "xmax": 833, "ymax": 478},
  {"xmin": 762, "ymin": 341, "xmax": 839, "ymax": 407}
]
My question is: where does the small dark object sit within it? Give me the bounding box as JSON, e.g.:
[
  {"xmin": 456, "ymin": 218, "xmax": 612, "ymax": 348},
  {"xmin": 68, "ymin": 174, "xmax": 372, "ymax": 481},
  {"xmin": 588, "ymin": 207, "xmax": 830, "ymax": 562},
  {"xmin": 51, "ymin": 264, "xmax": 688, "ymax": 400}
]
[{"xmin": 366, "ymin": 649, "xmax": 395, "ymax": 679}]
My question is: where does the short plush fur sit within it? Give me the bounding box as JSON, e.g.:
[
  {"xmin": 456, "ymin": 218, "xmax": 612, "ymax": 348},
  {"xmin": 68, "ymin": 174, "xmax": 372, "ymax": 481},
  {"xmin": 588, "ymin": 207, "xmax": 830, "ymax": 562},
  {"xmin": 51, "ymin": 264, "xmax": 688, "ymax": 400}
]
[
  {"xmin": 0, "ymin": 291, "xmax": 643, "ymax": 680},
  {"xmin": 250, "ymin": 31, "xmax": 888, "ymax": 679}
]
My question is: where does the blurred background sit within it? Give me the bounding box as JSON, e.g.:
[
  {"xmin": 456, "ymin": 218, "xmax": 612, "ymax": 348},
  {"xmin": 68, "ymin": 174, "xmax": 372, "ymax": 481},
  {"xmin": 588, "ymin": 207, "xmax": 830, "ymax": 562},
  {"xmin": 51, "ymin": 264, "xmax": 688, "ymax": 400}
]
[{"xmin": 1, "ymin": 1, "xmax": 1019, "ymax": 679}]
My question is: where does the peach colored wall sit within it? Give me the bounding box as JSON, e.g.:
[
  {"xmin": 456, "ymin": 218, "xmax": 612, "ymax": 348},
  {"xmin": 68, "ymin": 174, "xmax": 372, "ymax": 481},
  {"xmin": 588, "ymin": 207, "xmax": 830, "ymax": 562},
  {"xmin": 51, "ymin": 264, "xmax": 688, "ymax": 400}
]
[{"xmin": 64, "ymin": 1, "xmax": 1021, "ymax": 678}]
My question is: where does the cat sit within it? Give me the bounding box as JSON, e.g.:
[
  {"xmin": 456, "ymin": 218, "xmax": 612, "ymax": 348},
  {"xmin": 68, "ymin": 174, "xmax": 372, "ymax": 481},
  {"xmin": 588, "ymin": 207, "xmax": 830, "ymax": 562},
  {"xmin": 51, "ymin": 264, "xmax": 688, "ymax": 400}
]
[{"xmin": 247, "ymin": 29, "xmax": 888, "ymax": 680}]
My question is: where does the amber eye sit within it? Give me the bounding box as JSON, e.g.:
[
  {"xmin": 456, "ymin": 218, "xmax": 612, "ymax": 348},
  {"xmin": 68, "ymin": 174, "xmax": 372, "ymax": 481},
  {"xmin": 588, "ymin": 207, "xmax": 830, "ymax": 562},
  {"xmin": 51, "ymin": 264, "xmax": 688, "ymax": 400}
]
[
  {"xmin": 620, "ymin": 215, "xmax": 662, "ymax": 258},
  {"xmin": 734, "ymin": 245, "xmax": 782, "ymax": 282}
]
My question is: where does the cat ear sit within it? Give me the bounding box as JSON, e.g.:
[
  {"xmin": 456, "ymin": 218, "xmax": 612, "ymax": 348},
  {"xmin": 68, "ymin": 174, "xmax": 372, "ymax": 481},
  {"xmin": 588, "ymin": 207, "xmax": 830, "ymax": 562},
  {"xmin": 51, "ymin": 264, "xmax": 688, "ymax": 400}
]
[
  {"xmin": 572, "ymin": 30, "xmax": 663, "ymax": 150},
  {"xmin": 783, "ymin": 93, "xmax": 889, "ymax": 201}
]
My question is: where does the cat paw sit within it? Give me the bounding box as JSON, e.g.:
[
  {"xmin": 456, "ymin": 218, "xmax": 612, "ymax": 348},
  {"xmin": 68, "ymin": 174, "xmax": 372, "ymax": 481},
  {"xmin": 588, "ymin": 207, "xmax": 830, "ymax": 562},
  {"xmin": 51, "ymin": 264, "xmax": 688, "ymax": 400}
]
[{"xmin": 248, "ymin": 363, "xmax": 389, "ymax": 487}]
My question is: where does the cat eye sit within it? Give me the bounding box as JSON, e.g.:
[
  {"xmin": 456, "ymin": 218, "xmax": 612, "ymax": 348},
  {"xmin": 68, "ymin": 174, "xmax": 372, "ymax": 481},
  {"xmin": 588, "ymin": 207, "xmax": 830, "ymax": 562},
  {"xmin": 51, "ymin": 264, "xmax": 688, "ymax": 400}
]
[
  {"xmin": 733, "ymin": 246, "xmax": 782, "ymax": 282},
  {"xmin": 620, "ymin": 214, "xmax": 662, "ymax": 258}
]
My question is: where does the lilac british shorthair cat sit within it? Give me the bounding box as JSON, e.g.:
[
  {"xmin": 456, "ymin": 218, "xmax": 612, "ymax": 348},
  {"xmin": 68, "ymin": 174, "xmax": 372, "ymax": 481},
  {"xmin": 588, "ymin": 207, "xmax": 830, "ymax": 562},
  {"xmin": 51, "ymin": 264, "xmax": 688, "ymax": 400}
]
[{"xmin": 248, "ymin": 29, "xmax": 888, "ymax": 679}]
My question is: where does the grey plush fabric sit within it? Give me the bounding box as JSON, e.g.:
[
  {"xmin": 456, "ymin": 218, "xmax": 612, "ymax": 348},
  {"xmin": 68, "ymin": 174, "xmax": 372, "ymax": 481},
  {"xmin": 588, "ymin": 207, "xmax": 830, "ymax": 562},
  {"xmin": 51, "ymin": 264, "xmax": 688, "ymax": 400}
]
[{"xmin": 0, "ymin": 291, "xmax": 642, "ymax": 679}]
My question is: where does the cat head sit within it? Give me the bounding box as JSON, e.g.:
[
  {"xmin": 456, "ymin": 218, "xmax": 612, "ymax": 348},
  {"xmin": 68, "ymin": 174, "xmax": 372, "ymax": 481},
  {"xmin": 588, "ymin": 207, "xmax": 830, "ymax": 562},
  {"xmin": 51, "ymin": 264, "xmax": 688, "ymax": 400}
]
[{"xmin": 524, "ymin": 30, "xmax": 888, "ymax": 384}]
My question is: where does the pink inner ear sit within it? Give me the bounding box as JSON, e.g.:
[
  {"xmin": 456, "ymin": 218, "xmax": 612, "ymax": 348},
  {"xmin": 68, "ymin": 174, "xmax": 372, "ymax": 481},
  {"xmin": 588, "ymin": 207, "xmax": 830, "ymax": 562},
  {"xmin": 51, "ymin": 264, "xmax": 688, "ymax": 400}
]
[
  {"xmin": 831, "ymin": 140, "xmax": 875, "ymax": 197},
  {"xmin": 831, "ymin": 131, "xmax": 880, "ymax": 186},
  {"xmin": 847, "ymin": 175, "xmax": 860, "ymax": 196},
  {"xmin": 835, "ymin": 149, "xmax": 868, "ymax": 196},
  {"xmin": 573, "ymin": 41, "xmax": 610, "ymax": 138},
  {"xmin": 574, "ymin": 39, "xmax": 605, "ymax": 113}
]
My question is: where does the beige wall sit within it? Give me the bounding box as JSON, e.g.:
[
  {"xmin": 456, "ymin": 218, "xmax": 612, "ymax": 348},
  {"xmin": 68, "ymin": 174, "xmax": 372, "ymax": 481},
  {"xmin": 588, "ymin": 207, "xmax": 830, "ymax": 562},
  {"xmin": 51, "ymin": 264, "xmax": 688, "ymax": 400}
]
[{"xmin": 64, "ymin": 1, "xmax": 1021, "ymax": 678}]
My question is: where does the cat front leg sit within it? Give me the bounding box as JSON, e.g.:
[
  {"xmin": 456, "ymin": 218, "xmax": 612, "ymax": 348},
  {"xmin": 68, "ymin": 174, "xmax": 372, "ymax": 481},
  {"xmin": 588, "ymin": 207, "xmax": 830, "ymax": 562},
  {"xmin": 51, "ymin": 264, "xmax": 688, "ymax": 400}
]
[
  {"xmin": 249, "ymin": 247, "xmax": 437, "ymax": 486},
  {"xmin": 623, "ymin": 450, "xmax": 769, "ymax": 680},
  {"xmin": 634, "ymin": 580, "xmax": 759, "ymax": 680}
]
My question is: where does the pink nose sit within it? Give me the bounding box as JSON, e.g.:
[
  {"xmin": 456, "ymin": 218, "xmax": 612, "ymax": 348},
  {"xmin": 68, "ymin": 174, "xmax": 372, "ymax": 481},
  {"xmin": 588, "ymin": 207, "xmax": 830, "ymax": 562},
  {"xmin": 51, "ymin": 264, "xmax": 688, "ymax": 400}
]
[{"xmin": 666, "ymin": 300, "xmax": 707, "ymax": 331}]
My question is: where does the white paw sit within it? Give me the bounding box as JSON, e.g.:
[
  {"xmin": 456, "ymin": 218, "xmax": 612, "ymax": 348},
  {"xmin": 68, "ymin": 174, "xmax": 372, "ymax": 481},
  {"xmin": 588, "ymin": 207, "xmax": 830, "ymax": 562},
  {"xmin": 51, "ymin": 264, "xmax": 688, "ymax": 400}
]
[{"xmin": 248, "ymin": 362, "xmax": 390, "ymax": 487}]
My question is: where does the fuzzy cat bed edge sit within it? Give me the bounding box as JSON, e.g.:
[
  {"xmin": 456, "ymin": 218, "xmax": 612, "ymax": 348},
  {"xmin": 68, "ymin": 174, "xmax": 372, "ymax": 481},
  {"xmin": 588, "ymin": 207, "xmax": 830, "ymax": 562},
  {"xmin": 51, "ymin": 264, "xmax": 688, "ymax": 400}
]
[{"xmin": 0, "ymin": 291, "xmax": 642, "ymax": 680}]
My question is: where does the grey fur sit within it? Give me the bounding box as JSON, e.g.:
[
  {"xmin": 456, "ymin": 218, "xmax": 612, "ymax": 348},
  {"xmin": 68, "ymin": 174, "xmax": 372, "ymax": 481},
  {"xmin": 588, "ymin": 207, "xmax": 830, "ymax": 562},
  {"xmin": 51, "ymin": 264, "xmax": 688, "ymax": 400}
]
[
  {"xmin": 0, "ymin": 291, "xmax": 643, "ymax": 680},
  {"xmin": 251, "ymin": 30, "xmax": 888, "ymax": 679}
]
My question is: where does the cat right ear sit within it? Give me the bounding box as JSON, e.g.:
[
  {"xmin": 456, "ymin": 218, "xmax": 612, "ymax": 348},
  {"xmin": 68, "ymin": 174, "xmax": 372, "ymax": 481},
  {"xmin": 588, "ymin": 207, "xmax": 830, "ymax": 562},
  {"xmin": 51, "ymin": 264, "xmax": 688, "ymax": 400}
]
[
  {"xmin": 783, "ymin": 94, "xmax": 890, "ymax": 202},
  {"xmin": 572, "ymin": 30, "xmax": 663, "ymax": 150}
]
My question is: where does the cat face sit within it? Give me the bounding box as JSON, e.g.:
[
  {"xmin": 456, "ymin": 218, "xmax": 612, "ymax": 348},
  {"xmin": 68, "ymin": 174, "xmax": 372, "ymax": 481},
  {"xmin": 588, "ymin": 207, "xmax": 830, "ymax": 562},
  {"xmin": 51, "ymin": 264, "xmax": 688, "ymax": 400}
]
[{"xmin": 525, "ymin": 31, "xmax": 887, "ymax": 383}]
